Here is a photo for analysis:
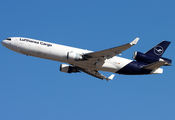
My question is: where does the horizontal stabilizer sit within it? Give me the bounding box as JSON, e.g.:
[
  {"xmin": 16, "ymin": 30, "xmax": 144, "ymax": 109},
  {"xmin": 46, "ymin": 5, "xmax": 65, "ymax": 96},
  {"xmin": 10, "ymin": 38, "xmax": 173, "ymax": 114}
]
[{"xmin": 142, "ymin": 61, "xmax": 167, "ymax": 70}]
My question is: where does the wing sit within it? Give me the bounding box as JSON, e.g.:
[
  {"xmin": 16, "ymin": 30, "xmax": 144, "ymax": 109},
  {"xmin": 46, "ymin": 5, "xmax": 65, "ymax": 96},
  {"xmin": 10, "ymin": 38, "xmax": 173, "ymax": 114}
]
[
  {"xmin": 84, "ymin": 37, "xmax": 139, "ymax": 59},
  {"xmin": 75, "ymin": 66, "xmax": 115, "ymax": 81},
  {"xmin": 82, "ymin": 38, "xmax": 139, "ymax": 67},
  {"xmin": 69, "ymin": 38, "xmax": 139, "ymax": 80}
]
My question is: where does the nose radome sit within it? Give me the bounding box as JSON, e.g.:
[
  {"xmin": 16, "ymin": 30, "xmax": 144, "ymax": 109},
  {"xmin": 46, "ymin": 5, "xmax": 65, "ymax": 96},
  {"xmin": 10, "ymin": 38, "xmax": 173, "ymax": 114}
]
[
  {"xmin": 1, "ymin": 40, "xmax": 10, "ymax": 47},
  {"xmin": 1, "ymin": 40, "xmax": 5, "ymax": 46}
]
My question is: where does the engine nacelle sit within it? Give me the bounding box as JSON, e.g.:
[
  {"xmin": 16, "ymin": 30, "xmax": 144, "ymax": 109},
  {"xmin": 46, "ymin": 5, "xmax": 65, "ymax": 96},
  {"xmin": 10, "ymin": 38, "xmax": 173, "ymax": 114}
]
[
  {"xmin": 67, "ymin": 52, "xmax": 83, "ymax": 61},
  {"xmin": 60, "ymin": 64, "xmax": 80, "ymax": 73},
  {"xmin": 133, "ymin": 51, "xmax": 172, "ymax": 65}
]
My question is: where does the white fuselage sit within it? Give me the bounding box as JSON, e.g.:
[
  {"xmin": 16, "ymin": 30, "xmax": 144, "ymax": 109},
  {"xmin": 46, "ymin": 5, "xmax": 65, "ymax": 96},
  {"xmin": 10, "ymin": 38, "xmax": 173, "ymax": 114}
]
[{"xmin": 2, "ymin": 37, "xmax": 132, "ymax": 73}]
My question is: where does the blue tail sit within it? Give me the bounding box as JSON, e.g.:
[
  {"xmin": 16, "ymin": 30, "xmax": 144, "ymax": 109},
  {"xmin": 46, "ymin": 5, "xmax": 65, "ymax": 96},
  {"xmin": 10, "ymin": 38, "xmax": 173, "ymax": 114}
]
[{"xmin": 145, "ymin": 41, "xmax": 171, "ymax": 57}]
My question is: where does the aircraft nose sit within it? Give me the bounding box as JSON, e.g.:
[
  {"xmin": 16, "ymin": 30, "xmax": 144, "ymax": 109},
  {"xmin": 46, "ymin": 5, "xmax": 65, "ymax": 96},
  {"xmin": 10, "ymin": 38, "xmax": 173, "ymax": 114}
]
[
  {"xmin": 1, "ymin": 39, "xmax": 11, "ymax": 47},
  {"xmin": 1, "ymin": 40, "xmax": 5, "ymax": 46}
]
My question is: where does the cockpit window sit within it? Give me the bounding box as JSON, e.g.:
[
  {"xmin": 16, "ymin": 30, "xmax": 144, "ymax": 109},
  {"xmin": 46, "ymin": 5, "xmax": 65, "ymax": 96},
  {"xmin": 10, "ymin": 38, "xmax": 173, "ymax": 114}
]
[{"xmin": 6, "ymin": 38, "xmax": 11, "ymax": 41}]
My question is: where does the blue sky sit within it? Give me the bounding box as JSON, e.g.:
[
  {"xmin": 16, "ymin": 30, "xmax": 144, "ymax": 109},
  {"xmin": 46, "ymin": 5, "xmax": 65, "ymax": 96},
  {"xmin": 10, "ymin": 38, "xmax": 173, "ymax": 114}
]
[{"xmin": 0, "ymin": 0, "xmax": 175, "ymax": 120}]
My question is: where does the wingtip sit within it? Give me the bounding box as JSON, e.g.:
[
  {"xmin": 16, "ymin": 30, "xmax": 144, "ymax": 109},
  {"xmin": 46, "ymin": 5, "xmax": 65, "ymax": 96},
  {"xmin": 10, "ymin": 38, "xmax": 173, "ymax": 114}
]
[
  {"xmin": 106, "ymin": 74, "xmax": 115, "ymax": 81},
  {"xmin": 130, "ymin": 37, "xmax": 140, "ymax": 45}
]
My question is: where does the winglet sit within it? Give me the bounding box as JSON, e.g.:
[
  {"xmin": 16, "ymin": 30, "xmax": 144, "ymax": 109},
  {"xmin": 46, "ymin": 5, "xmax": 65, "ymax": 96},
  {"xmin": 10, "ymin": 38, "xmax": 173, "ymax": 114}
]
[
  {"xmin": 106, "ymin": 74, "xmax": 115, "ymax": 81},
  {"xmin": 130, "ymin": 37, "xmax": 140, "ymax": 46}
]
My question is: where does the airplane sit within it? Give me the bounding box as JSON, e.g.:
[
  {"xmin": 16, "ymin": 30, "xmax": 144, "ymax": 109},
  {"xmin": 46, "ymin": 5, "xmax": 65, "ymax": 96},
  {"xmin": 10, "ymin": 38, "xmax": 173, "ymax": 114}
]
[{"xmin": 1, "ymin": 37, "xmax": 172, "ymax": 81}]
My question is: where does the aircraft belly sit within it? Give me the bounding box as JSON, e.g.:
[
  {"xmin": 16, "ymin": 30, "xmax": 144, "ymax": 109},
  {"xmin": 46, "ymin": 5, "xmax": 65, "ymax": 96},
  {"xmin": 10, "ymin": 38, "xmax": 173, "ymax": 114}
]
[{"xmin": 116, "ymin": 61, "xmax": 152, "ymax": 75}]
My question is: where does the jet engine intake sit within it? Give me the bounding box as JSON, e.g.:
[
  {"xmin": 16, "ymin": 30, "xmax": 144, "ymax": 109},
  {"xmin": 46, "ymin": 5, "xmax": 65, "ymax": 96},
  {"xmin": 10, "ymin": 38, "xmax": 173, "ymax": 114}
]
[
  {"xmin": 60, "ymin": 64, "xmax": 80, "ymax": 73},
  {"xmin": 67, "ymin": 52, "xmax": 83, "ymax": 61}
]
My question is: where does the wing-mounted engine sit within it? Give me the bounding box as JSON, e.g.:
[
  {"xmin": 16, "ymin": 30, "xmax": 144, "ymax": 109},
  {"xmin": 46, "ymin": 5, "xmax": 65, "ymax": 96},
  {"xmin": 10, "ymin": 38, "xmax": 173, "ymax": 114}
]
[
  {"xmin": 67, "ymin": 52, "xmax": 84, "ymax": 61},
  {"xmin": 60, "ymin": 64, "xmax": 80, "ymax": 73},
  {"xmin": 133, "ymin": 51, "xmax": 172, "ymax": 66}
]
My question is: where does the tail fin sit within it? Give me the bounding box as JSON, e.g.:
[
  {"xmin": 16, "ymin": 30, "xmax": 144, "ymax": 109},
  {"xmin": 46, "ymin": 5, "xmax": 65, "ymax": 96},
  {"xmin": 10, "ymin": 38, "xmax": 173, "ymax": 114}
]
[{"xmin": 145, "ymin": 41, "xmax": 171, "ymax": 57}]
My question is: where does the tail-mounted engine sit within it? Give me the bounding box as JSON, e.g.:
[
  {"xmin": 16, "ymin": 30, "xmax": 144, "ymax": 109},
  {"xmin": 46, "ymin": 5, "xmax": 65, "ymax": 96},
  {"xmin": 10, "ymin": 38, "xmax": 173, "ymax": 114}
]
[
  {"xmin": 60, "ymin": 64, "xmax": 80, "ymax": 73},
  {"xmin": 133, "ymin": 51, "xmax": 172, "ymax": 66},
  {"xmin": 67, "ymin": 52, "xmax": 83, "ymax": 61}
]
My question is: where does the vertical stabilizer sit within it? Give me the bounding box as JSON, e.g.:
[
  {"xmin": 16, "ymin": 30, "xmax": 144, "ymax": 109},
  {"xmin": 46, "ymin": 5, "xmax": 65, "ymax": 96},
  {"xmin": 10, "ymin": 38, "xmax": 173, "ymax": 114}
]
[{"xmin": 145, "ymin": 41, "xmax": 171, "ymax": 57}]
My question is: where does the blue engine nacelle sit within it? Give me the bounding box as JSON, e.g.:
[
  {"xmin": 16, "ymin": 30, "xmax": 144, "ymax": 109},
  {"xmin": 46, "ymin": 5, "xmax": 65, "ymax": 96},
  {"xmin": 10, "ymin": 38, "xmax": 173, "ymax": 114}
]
[{"xmin": 133, "ymin": 51, "xmax": 172, "ymax": 66}]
